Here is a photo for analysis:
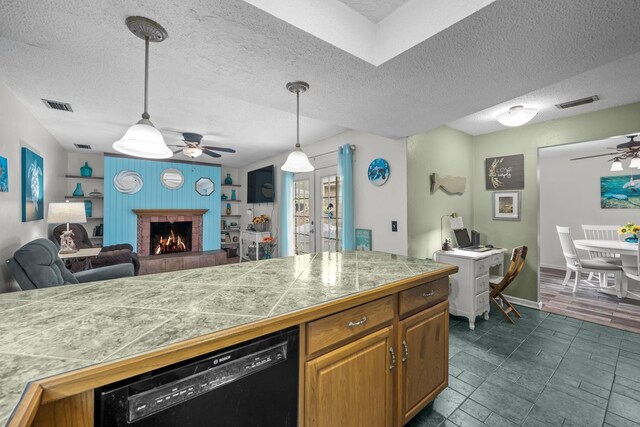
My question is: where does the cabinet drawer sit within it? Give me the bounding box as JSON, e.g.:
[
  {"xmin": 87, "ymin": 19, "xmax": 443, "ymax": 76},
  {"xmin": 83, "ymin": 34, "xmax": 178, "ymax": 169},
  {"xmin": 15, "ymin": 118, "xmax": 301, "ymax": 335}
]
[
  {"xmin": 474, "ymin": 259, "xmax": 490, "ymax": 277},
  {"xmin": 307, "ymin": 296, "xmax": 394, "ymax": 355},
  {"xmin": 489, "ymin": 253, "xmax": 503, "ymax": 267},
  {"xmin": 399, "ymin": 277, "xmax": 448, "ymax": 317},
  {"xmin": 475, "ymin": 274, "xmax": 489, "ymax": 296},
  {"xmin": 475, "ymin": 291, "xmax": 490, "ymax": 312}
]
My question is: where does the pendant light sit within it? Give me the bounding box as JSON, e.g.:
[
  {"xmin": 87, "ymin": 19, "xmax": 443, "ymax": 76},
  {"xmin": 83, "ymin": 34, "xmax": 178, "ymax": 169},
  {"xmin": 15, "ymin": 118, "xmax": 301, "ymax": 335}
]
[
  {"xmin": 630, "ymin": 153, "xmax": 640, "ymax": 169},
  {"xmin": 281, "ymin": 81, "xmax": 314, "ymax": 173},
  {"xmin": 496, "ymin": 105, "xmax": 538, "ymax": 127},
  {"xmin": 113, "ymin": 17, "xmax": 172, "ymax": 159},
  {"xmin": 610, "ymin": 158, "xmax": 624, "ymax": 172}
]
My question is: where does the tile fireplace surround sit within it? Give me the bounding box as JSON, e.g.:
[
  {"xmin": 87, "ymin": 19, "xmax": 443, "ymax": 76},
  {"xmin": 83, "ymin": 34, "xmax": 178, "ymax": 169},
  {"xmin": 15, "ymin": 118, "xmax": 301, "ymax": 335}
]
[{"xmin": 133, "ymin": 209, "xmax": 207, "ymax": 257}]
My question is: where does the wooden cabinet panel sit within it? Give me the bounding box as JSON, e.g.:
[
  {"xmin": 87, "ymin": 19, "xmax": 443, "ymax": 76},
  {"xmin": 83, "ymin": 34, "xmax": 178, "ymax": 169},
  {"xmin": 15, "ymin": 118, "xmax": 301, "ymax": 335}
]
[
  {"xmin": 398, "ymin": 301, "xmax": 448, "ymax": 425},
  {"xmin": 32, "ymin": 391, "xmax": 93, "ymax": 427},
  {"xmin": 306, "ymin": 296, "xmax": 394, "ymax": 356},
  {"xmin": 305, "ymin": 326, "xmax": 394, "ymax": 427},
  {"xmin": 398, "ymin": 277, "xmax": 448, "ymax": 317}
]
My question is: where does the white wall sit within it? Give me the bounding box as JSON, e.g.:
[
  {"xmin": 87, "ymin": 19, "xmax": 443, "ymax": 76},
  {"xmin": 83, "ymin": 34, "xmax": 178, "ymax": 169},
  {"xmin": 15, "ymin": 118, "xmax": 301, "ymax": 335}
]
[
  {"xmin": 238, "ymin": 130, "xmax": 408, "ymax": 256},
  {"xmin": 539, "ymin": 150, "xmax": 636, "ymax": 269},
  {"xmin": 0, "ymin": 82, "xmax": 68, "ymax": 292}
]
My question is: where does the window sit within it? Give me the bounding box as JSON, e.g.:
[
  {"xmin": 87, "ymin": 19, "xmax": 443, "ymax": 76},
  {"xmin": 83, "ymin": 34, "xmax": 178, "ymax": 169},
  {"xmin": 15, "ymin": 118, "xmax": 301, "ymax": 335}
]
[{"xmin": 294, "ymin": 179, "xmax": 311, "ymax": 254}]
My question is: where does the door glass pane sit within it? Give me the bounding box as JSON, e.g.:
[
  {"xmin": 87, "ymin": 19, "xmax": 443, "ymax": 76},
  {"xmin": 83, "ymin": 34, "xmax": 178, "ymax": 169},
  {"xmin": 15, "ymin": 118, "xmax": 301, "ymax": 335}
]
[
  {"xmin": 319, "ymin": 175, "xmax": 341, "ymax": 252},
  {"xmin": 294, "ymin": 179, "xmax": 311, "ymax": 255}
]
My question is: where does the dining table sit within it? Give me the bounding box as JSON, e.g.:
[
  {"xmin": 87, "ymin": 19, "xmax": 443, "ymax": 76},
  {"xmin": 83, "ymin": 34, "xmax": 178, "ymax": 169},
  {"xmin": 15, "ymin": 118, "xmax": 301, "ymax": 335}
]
[{"xmin": 573, "ymin": 239, "xmax": 638, "ymax": 299}]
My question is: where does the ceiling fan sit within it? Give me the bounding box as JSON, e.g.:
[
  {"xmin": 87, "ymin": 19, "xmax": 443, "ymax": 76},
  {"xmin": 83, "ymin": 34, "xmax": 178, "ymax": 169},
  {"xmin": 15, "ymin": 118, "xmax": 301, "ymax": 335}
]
[
  {"xmin": 167, "ymin": 132, "xmax": 236, "ymax": 159},
  {"xmin": 570, "ymin": 135, "xmax": 640, "ymax": 170}
]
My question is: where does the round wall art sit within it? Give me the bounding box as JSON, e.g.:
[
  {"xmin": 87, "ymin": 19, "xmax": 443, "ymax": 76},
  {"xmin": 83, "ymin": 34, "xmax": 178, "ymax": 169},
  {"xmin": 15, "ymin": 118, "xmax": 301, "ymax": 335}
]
[
  {"xmin": 113, "ymin": 170, "xmax": 143, "ymax": 194},
  {"xmin": 368, "ymin": 158, "xmax": 390, "ymax": 186}
]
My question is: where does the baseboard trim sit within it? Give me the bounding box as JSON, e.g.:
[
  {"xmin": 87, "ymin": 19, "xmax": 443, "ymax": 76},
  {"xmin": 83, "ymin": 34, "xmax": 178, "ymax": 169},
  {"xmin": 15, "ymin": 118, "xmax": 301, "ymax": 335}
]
[
  {"xmin": 505, "ymin": 295, "xmax": 544, "ymax": 310},
  {"xmin": 539, "ymin": 263, "xmax": 565, "ymax": 271}
]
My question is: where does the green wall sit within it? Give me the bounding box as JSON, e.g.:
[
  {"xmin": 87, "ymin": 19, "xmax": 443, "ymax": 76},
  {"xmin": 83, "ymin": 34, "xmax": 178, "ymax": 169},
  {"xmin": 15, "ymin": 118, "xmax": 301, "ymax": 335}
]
[
  {"xmin": 408, "ymin": 102, "xmax": 640, "ymax": 303},
  {"xmin": 408, "ymin": 126, "xmax": 473, "ymax": 259}
]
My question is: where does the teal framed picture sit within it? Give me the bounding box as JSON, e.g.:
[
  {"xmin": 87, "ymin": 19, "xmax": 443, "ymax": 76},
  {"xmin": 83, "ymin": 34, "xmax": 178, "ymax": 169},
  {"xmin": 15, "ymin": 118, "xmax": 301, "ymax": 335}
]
[
  {"xmin": 21, "ymin": 147, "xmax": 44, "ymax": 222},
  {"xmin": 355, "ymin": 228, "xmax": 372, "ymax": 251}
]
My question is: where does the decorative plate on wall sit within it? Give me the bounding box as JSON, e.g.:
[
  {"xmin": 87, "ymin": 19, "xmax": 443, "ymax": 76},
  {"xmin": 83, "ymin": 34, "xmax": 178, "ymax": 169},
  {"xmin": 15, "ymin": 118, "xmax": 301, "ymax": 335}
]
[
  {"xmin": 113, "ymin": 170, "xmax": 143, "ymax": 194},
  {"xmin": 368, "ymin": 158, "xmax": 390, "ymax": 186}
]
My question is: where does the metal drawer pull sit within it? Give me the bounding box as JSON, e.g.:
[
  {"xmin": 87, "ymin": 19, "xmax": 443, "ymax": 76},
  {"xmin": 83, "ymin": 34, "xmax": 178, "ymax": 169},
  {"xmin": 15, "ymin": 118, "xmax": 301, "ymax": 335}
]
[
  {"xmin": 389, "ymin": 347, "xmax": 396, "ymax": 370},
  {"xmin": 347, "ymin": 316, "xmax": 368, "ymax": 328},
  {"xmin": 402, "ymin": 340, "xmax": 409, "ymax": 362},
  {"xmin": 422, "ymin": 290, "xmax": 435, "ymax": 298}
]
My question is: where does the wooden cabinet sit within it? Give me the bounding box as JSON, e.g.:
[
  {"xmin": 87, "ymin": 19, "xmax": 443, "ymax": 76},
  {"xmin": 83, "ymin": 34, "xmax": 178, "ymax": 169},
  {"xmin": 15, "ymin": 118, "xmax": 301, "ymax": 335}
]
[
  {"xmin": 305, "ymin": 326, "xmax": 394, "ymax": 427},
  {"xmin": 397, "ymin": 301, "xmax": 449, "ymax": 426}
]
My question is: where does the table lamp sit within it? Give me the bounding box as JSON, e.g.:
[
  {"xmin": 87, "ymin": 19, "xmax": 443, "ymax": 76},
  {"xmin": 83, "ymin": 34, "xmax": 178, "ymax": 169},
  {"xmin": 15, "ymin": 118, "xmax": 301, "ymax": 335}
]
[
  {"xmin": 47, "ymin": 201, "xmax": 87, "ymax": 254},
  {"xmin": 441, "ymin": 213, "xmax": 463, "ymax": 250}
]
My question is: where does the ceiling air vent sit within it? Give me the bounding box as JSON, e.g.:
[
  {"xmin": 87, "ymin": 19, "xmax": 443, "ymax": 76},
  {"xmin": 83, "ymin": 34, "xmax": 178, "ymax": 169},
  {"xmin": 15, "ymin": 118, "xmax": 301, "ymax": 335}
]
[
  {"xmin": 555, "ymin": 95, "xmax": 599, "ymax": 110},
  {"xmin": 41, "ymin": 99, "xmax": 73, "ymax": 112},
  {"xmin": 74, "ymin": 144, "xmax": 92, "ymax": 150}
]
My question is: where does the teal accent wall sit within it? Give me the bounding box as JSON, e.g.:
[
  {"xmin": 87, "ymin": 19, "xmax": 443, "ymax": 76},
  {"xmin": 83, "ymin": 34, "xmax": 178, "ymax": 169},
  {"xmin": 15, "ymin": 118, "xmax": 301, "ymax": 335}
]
[{"xmin": 104, "ymin": 156, "xmax": 220, "ymax": 251}]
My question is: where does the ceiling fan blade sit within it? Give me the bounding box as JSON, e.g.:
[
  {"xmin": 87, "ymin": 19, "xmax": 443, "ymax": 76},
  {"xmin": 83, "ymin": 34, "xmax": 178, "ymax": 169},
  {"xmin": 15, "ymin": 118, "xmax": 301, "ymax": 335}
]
[
  {"xmin": 167, "ymin": 144, "xmax": 187, "ymax": 147},
  {"xmin": 202, "ymin": 149, "xmax": 221, "ymax": 158},
  {"xmin": 173, "ymin": 149, "xmax": 183, "ymax": 154},
  {"xmin": 570, "ymin": 153, "xmax": 620, "ymax": 161},
  {"xmin": 201, "ymin": 146, "xmax": 236, "ymax": 153}
]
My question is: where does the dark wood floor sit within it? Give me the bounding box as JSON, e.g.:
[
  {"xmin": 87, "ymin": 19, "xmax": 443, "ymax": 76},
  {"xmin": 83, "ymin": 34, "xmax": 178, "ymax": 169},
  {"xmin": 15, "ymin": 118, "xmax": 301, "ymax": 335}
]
[{"xmin": 540, "ymin": 267, "xmax": 640, "ymax": 333}]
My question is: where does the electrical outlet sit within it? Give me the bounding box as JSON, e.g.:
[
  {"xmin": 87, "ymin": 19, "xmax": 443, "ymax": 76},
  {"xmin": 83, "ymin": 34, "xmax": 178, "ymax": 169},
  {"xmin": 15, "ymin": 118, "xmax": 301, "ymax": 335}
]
[{"xmin": 392, "ymin": 221, "xmax": 398, "ymax": 232}]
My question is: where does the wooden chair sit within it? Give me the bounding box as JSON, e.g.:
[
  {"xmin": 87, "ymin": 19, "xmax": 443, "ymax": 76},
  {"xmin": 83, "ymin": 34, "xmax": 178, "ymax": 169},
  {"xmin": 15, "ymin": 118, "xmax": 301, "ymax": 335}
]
[
  {"xmin": 556, "ymin": 226, "xmax": 623, "ymax": 297},
  {"xmin": 489, "ymin": 246, "xmax": 527, "ymax": 324}
]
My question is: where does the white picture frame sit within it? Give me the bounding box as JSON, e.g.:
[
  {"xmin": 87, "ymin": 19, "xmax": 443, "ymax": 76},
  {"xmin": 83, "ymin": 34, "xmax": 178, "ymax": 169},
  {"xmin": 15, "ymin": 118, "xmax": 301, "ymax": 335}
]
[{"xmin": 492, "ymin": 191, "xmax": 521, "ymax": 221}]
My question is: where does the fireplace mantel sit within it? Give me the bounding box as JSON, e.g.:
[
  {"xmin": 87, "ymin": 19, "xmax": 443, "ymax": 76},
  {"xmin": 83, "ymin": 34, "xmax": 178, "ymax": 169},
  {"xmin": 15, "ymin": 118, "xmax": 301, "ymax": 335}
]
[{"xmin": 132, "ymin": 209, "xmax": 208, "ymax": 216}]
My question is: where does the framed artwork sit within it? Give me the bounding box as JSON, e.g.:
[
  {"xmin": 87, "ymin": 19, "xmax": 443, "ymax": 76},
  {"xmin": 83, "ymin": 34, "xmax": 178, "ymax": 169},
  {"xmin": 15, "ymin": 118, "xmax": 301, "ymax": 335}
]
[
  {"xmin": 492, "ymin": 191, "xmax": 521, "ymax": 221},
  {"xmin": 0, "ymin": 156, "xmax": 8, "ymax": 192},
  {"xmin": 355, "ymin": 228, "xmax": 372, "ymax": 251},
  {"xmin": 21, "ymin": 147, "xmax": 44, "ymax": 222},
  {"xmin": 485, "ymin": 154, "xmax": 524, "ymax": 190},
  {"xmin": 368, "ymin": 158, "xmax": 390, "ymax": 186},
  {"xmin": 600, "ymin": 175, "xmax": 640, "ymax": 209}
]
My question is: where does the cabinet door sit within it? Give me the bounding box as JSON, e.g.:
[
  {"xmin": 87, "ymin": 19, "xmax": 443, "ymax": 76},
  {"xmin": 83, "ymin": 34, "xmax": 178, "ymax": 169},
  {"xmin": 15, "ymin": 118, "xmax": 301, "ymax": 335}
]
[
  {"xmin": 398, "ymin": 301, "xmax": 449, "ymax": 425},
  {"xmin": 305, "ymin": 326, "xmax": 394, "ymax": 427}
]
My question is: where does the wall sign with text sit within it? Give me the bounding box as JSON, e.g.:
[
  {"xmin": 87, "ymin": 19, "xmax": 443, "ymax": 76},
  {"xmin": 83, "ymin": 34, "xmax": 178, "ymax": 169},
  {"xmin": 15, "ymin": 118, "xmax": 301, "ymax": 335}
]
[{"xmin": 485, "ymin": 154, "xmax": 524, "ymax": 190}]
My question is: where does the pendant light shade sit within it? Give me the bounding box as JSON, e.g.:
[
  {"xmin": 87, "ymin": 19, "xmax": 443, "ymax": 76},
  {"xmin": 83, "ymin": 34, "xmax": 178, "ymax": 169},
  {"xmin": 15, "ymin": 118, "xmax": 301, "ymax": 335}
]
[
  {"xmin": 611, "ymin": 159, "xmax": 624, "ymax": 172},
  {"xmin": 183, "ymin": 146, "xmax": 203, "ymax": 158},
  {"xmin": 630, "ymin": 155, "xmax": 640, "ymax": 169},
  {"xmin": 496, "ymin": 105, "xmax": 538, "ymax": 127},
  {"xmin": 113, "ymin": 17, "xmax": 172, "ymax": 159},
  {"xmin": 281, "ymin": 81, "xmax": 314, "ymax": 173}
]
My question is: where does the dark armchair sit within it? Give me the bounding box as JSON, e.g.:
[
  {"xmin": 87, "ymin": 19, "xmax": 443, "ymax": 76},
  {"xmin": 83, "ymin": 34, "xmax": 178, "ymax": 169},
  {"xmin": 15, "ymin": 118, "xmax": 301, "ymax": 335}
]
[
  {"xmin": 52, "ymin": 224, "xmax": 140, "ymax": 275},
  {"xmin": 6, "ymin": 239, "xmax": 134, "ymax": 290}
]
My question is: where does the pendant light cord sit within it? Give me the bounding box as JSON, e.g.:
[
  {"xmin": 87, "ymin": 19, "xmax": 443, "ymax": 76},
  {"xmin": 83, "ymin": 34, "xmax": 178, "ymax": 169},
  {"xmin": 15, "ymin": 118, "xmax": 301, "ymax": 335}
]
[
  {"xmin": 142, "ymin": 36, "xmax": 150, "ymax": 120},
  {"xmin": 296, "ymin": 89, "xmax": 300, "ymax": 149}
]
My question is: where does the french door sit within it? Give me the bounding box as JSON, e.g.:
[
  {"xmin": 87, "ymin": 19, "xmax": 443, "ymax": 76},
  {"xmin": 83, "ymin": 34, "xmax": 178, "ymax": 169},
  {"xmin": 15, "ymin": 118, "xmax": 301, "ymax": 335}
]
[{"xmin": 293, "ymin": 166, "xmax": 342, "ymax": 255}]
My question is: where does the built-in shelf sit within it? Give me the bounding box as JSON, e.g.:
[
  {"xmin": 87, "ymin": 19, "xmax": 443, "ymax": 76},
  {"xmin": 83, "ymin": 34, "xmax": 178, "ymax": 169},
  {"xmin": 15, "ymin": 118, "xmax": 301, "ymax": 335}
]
[
  {"xmin": 221, "ymin": 242, "xmax": 239, "ymax": 247},
  {"xmin": 222, "ymin": 199, "xmax": 242, "ymax": 202},
  {"xmin": 221, "ymin": 215, "xmax": 241, "ymax": 218},
  {"xmin": 89, "ymin": 236, "xmax": 103, "ymax": 239},
  {"xmin": 86, "ymin": 217, "xmax": 104, "ymax": 220},
  {"xmin": 65, "ymin": 175, "xmax": 104, "ymax": 180},
  {"xmin": 221, "ymin": 184, "xmax": 241, "ymax": 187},
  {"xmin": 64, "ymin": 196, "xmax": 104, "ymax": 200},
  {"xmin": 223, "ymin": 229, "xmax": 241, "ymax": 232}
]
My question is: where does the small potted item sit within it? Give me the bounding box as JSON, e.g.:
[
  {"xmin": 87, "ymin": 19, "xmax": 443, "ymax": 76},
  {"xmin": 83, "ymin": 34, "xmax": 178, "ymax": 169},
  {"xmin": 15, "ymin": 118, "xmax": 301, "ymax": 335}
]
[
  {"xmin": 80, "ymin": 162, "xmax": 92, "ymax": 177},
  {"xmin": 224, "ymin": 173, "xmax": 233, "ymax": 185}
]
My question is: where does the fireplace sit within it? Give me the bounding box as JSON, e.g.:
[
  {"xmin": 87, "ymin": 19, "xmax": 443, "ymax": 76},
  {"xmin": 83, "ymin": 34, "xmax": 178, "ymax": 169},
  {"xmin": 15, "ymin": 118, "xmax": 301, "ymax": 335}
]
[
  {"xmin": 133, "ymin": 209, "xmax": 208, "ymax": 257},
  {"xmin": 150, "ymin": 221, "xmax": 192, "ymax": 255}
]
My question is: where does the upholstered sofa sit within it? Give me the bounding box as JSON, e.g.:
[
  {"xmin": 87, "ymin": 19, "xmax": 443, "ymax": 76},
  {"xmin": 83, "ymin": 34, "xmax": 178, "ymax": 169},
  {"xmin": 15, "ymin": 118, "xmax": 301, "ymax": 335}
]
[
  {"xmin": 52, "ymin": 223, "xmax": 140, "ymax": 275},
  {"xmin": 6, "ymin": 239, "xmax": 134, "ymax": 290}
]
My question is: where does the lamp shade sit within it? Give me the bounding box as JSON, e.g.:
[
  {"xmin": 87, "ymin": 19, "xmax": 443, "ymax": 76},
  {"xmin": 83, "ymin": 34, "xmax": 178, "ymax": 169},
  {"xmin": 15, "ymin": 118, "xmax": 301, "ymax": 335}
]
[
  {"xmin": 450, "ymin": 216, "xmax": 464, "ymax": 230},
  {"xmin": 610, "ymin": 159, "xmax": 624, "ymax": 172},
  {"xmin": 47, "ymin": 202, "xmax": 87, "ymax": 224},
  {"xmin": 183, "ymin": 146, "xmax": 203, "ymax": 158},
  {"xmin": 496, "ymin": 106, "xmax": 538, "ymax": 127},
  {"xmin": 113, "ymin": 121, "xmax": 172, "ymax": 159},
  {"xmin": 281, "ymin": 149, "xmax": 314, "ymax": 173},
  {"xmin": 630, "ymin": 157, "xmax": 640, "ymax": 169}
]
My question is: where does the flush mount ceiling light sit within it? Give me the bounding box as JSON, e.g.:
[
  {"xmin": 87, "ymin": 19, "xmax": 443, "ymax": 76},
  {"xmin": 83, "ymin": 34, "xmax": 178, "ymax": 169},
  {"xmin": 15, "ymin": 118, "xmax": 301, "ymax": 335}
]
[
  {"xmin": 496, "ymin": 105, "xmax": 538, "ymax": 127},
  {"xmin": 113, "ymin": 17, "xmax": 172, "ymax": 159},
  {"xmin": 281, "ymin": 81, "xmax": 314, "ymax": 173},
  {"xmin": 183, "ymin": 146, "xmax": 203, "ymax": 158}
]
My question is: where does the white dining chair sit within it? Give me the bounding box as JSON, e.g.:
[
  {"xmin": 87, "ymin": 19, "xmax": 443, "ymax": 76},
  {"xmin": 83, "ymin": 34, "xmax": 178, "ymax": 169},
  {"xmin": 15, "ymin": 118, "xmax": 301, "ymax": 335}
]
[
  {"xmin": 556, "ymin": 226, "xmax": 624, "ymax": 296},
  {"xmin": 582, "ymin": 225, "xmax": 622, "ymax": 285}
]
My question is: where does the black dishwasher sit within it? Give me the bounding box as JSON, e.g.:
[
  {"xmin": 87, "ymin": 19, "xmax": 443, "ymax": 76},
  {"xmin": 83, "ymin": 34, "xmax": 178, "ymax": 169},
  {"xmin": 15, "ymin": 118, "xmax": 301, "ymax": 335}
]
[{"xmin": 96, "ymin": 327, "xmax": 299, "ymax": 427}]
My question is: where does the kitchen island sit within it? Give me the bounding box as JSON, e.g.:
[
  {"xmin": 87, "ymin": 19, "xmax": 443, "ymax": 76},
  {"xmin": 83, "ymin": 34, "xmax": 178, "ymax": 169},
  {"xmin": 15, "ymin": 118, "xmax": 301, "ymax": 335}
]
[{"xmin": 0, "ymin": 251, "xmax": 456, "ymax": 426}]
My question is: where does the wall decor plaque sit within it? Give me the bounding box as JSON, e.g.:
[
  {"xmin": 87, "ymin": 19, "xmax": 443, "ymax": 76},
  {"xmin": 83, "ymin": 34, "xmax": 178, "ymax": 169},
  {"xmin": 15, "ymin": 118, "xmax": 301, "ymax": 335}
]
[{"xmin": 485, "ymin": 154, "xmax": 524, "ymax": 190}]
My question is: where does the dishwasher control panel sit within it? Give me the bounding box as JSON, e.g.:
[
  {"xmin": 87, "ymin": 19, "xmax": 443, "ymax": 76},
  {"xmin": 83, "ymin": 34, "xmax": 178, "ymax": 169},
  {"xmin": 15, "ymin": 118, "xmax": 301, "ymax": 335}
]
[{"xmin": 127, "ymin": 343, "xmax": 288, "ymax": 422}]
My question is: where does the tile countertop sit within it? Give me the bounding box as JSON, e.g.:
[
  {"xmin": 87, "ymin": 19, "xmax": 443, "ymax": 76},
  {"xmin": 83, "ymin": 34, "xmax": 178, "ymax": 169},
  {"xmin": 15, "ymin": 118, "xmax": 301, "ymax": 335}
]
[{"xmin": 0, "ymin": 251, "xmax": 450, "ymax": 424}]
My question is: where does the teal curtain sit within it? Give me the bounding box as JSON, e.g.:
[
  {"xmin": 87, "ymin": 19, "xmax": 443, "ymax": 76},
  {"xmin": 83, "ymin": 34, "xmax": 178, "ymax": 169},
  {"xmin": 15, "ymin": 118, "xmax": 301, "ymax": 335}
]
[
  {"xmin": 280, "ymin": 171, "xmax": 294, "ymax": 256},
  {"xmin": 338, "ymin": 144, "xmax": 355, "ymax": 251}
]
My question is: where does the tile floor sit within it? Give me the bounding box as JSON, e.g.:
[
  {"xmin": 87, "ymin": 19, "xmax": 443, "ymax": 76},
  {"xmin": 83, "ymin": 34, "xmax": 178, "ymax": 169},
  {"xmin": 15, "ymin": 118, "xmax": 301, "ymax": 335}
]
[{"xmin": 408, "ymin": 306, "xmax": 640, "ymax": 427}]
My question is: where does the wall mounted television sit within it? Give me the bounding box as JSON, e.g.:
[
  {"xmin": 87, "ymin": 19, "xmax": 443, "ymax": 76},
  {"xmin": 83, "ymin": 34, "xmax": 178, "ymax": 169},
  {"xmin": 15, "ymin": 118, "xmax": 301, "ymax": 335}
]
[{"xmin": 247, "ymin": 165, "xmax": 275, "ymax": 203}]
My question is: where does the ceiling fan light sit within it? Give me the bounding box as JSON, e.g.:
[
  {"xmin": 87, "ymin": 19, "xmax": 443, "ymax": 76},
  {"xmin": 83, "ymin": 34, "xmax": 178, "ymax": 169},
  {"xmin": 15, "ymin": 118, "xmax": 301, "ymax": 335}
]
[
  {"xmin": 282, "ymin": 148, "xmax": 314, "ymax": 173},
  {"xmin": 113, "ymin": 121, "xmax": 172, "ymax": 159},
  {"xmin": 183, "ymin": 146, "xmax": 203, "ymax": 158},
  {"xmin": 630, "ymin": 157, "xmax": 640, "ymax": 169},
  {"xmin": 496, "ymin": 106, "xmax": 538, "ymax": 127},
  {"xmin": 610, "ymin": 160, "xmax": 624, "ymax": 172}
]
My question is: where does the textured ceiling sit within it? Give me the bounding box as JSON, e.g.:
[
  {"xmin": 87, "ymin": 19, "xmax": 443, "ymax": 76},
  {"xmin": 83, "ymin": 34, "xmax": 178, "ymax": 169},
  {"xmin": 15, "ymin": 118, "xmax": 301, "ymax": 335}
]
[
  {"xmin": 338, "ymin": 0, "xmax": 409, "ymax": 22},
  {"xmin": 0, "ymin": 0, "xmax": 639, "ymax": 167}
]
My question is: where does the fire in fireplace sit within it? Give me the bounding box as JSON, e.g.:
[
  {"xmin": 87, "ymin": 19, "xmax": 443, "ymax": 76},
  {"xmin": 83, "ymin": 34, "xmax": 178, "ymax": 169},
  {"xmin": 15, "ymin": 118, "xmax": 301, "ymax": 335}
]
[{"xmin": 150, "ymin": 221, "xmax": 192, "ymax": 255}]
